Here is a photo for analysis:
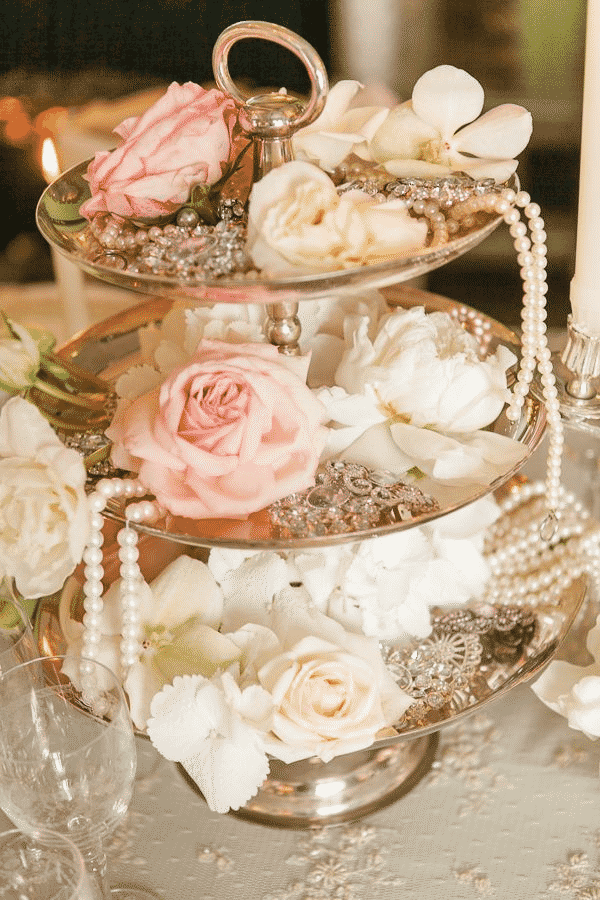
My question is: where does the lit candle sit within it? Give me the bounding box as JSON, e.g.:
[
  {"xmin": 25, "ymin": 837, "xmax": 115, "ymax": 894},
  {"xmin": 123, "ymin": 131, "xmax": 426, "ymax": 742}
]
[
  {"xmin": 40, "ymin": 137, "xmax": 90, "ymax": 336},
  {"xmin": 570, "ymin": 0, "xmax": 600, "ymax": 334}
]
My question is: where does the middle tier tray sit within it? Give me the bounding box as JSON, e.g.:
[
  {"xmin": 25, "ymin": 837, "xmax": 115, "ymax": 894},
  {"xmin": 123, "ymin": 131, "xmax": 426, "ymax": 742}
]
[{"xmin": 56, "ymin": 284, "xmax": 545, "ymax": 550}]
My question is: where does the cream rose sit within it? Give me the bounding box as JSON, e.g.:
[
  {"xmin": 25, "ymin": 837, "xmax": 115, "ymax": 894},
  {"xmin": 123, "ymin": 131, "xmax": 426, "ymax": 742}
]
[
  {"xmin": 259, "ymin": 635, "xmax": 411, "ymax": 762},
  {"xmin": 247, "ymin": 160, "xmax": 428, "ymax": 275},
  {"xmin": 0, "ymin": 397, "xmax": 89, "ymax": 598}
]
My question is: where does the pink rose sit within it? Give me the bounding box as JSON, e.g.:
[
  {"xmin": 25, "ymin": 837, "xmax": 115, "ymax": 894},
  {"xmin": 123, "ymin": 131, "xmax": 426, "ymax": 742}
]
[
  {"xmin": 106, "ymin": 340, "xmax": 326, "ymax": 519},
  {"xmin": 80, "ymin": 82, "xmax": 244, "ymax": 220}
]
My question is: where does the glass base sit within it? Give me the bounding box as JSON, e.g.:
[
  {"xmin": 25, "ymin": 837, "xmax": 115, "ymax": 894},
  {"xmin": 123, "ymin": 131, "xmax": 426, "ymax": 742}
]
[{"xmin": 178, "ymin": 733, "xmax": 438, "ymax": 828}]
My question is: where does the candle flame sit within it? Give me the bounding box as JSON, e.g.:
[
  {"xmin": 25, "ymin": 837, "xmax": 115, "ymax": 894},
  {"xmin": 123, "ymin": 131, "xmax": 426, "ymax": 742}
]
[{"xmin": 41, "ymin": 136, "xmax": 61, "ymax": 183}]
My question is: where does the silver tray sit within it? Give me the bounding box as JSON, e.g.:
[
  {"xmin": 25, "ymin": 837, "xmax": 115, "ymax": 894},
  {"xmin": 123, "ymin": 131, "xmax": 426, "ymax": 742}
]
[
  {"xmin": 37, "ymin": 159, "xmax": 511, "ymax": 305},
  {"xmin": 57, "ymin": 284, "xmax": 546, "ymax": 550},
  {"xmin": 33, "ymin": 569, "xmax": 586, "ymax": 825}
]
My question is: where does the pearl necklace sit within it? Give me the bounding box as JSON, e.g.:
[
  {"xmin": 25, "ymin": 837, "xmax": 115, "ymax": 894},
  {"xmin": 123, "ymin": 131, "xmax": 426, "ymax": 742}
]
[
  {"xmin": 484, "ymin": 480, "xmax": 600, "ymax": 607},
  {"xmin": 432, "ymin": 187, "xmax": 562, "ymax": 530},
  {"xmin": 81, "ymin": 477, "xmax": 160, "ymax": 679}
]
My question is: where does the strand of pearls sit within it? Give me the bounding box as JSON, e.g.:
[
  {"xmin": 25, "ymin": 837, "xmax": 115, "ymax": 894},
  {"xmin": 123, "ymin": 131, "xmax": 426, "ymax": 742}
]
[
  {"xmin": 81, "ymin": 476, "xmax": 159, "ymax": 680},
  {"xmin": 445, "ymin": 188, "xmax": 563, "ymax": 530},
  {"xmin": 117, "ymin": 499, "xmax": 160, "ymax": 674},
  {"xmin": 483, "ymin": 481, "xmax": 600, "ymax": 607}
]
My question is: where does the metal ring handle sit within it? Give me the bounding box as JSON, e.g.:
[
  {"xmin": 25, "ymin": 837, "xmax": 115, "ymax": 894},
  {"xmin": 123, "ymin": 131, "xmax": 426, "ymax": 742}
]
[{"xmin": 212, "ymin": 20, "xmax": 328, "ymax": 131}]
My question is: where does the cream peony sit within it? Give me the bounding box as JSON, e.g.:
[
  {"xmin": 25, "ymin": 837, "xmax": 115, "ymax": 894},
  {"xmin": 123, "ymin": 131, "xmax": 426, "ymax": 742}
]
[
  {"xmin": 317, "ymin": 304, "xmax": 525, "ymax": 484},
  {"xmin": 247, "ymin": 160, "xmax": 428, "ymax": 275},
  {"xmin": 335, "ymin": 306, "xmax": 515, "ymax": 433},
  {"xmin": 0, "ymin": 398, "xmax": 89, "ymax": 598}
]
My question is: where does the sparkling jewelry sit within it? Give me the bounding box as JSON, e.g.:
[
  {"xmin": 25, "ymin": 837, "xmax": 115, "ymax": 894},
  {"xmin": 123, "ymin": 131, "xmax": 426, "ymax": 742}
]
[
  {"xmin": 383, "ymin": 603, "xmax": 537, "ymax": 726},
  {"xmin": 89, "ymin": 209, "xmax": 252, "ymax": 282},
  {"xmin": 380, "ymin": 479, "xmax": 600, "ymax": 729},
  {"xmin": 269, "ymin": 461, "xmax": 439, "ymax": 538}
]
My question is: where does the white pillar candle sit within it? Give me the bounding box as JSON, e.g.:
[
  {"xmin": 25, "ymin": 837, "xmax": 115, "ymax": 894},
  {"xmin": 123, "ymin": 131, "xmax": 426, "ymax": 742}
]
[
  {"xmin": 570, "ymin": 0, "xmax": 600, "ymax": 334},
  {"xmin": 51, "ymin": 247, "xmax": 89, "ymax": 336}
]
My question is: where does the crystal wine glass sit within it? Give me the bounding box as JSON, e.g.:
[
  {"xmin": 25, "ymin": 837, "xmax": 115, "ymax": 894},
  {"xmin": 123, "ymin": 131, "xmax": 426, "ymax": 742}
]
[
  {"xmin": 0, "ymin": 579, "xmax": 37, "ymax": 674},
  {"xmin": 0, "ymin": 655, "xmax": 157, "ymax": 900},
  {"xmin": 0, "ymin": 827, "xmax": 92, "ymax": 900}
]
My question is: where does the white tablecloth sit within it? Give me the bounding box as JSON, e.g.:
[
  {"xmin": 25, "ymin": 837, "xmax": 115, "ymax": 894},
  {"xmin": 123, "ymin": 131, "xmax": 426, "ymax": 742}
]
[{"xmin": 3, "ymin": 676, "xmax": 599, "ymax": 899}]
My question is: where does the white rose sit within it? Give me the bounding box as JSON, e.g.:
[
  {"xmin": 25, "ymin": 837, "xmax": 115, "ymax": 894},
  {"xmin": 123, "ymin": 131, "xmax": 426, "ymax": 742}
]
[
  {"xmin": 258, "ymin": 635, "xmax": 411, "ymax": 762},
  {"xmin": 0, "ymin": 320, "xmax": 40, "ymax": 392},
  {"xmin": 0, "ymin": 397, "xmax": 89, "ymax": 598},
  {"xmin": 336, "ymin": 305, "xmax": 515, "ymax": 433},
  {"xmin": 247, "ymin": 160, "xmax": 427, "ymax": 276}
]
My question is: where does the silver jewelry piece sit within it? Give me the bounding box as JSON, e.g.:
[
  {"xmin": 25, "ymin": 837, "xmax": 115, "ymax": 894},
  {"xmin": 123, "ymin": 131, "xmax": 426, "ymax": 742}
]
[{"xmin": 268, "ymin": 461, "xmax": 439, "ymax": 537}]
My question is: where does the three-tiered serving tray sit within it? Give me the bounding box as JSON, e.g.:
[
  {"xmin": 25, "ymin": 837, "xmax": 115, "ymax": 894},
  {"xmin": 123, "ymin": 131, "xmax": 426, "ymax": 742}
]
[{"xmin": 34, "ymin": 21, "xmax": 585, "ymax": 826}]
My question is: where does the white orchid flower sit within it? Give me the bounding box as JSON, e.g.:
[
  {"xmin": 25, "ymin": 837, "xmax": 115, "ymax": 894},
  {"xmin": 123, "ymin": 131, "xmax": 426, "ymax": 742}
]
[
  {"xmin": 60, "ymin": 554, "xmax": 241, "ymax": 730},
  {"xmin": 293, "ymin": 80, "xmax": 389, "ymax": 172},
  {"xmin": 370, "ymin": 65, "xmax": 532, "ymax": 182}
]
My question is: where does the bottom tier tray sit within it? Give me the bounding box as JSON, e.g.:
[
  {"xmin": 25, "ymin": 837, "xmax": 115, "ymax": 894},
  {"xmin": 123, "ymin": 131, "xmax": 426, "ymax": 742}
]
[{"xmin": 33, "ymin": 572, "xmax": 586, "ymax": 827}]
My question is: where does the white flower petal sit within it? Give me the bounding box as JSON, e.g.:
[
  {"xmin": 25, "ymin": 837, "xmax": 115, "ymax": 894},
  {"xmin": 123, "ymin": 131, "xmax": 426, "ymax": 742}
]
[
  {"xmin": 532, "ymin": 664, "xmax": 600, "ymax": 739},
  {"xmin": 389, "ymin": 422, "xmax": 527, "ymax": 484},
  {"xmin": 340, "ymin": 420, "xmax": 414, "ymax": 475},
  {"xmin": 586, "ymin": 617, "xmax": 600, "ymax": 664},
  {"xmin": 370, "ymin": 102, "xmax": 438, "ymax": 162},
  {"xmin": 448, "ymin": 154, "xmax": 519, "ymax": 183},
  {"xmin": 124, "ymin": 658, "xmax": 163, "ymax": 731},
  {"xmin": 294, "ymin": 132, "xmax": 363, "ymax": 170},
  {"xmin": 454, "ymin": 104, "xmax": 533, "ymax": 160},
  {"xmin": 310, "ymin": 79, "xmax": 363, "ymax": 127},
  {"xmin": 382, "ymin": 158, "xmax": 453, "ymax": 178},
  {"xmin": 149, "ymin": 555, "xmax": 223, "ymax": 627},
  {"xmin": 147, "ymin": 674, "xmax": 219, "ymax": 761},
  {"xmin": 412, "ymin": 65, "xmax": 484, "ymax": 138},
  {"xmin": 183, "ymin": 720, "xmax": 270, "ymax": 813}
]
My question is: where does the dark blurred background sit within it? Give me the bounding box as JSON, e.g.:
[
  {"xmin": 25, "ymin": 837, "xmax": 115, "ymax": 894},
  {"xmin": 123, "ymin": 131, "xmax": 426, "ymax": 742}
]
[{"xmin": 0, "ymin": 0, "xmax": 585, "ymax": 329}]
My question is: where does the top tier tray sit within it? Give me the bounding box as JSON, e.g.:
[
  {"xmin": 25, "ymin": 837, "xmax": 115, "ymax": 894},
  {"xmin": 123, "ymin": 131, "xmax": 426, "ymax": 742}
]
[{"xmin": 36, "ymin": 159, "xmax": 510, "ymax": 305}]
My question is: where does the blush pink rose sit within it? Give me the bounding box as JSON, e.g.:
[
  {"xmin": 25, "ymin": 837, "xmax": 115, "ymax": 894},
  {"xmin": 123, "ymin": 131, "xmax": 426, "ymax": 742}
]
[
  {"xmin": 80, "ymin": 82, "xmax": 244, "ymax": 220},
  {"xmin": 106, "ymin": 340, "xmax": 326, "ymax": 519}
]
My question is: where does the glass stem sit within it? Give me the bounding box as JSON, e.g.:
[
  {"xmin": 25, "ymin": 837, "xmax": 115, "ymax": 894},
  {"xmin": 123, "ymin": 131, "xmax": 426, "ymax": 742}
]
[{"xmin": 82, "ymin": 841, "xmax": 113, "ymax": 900}]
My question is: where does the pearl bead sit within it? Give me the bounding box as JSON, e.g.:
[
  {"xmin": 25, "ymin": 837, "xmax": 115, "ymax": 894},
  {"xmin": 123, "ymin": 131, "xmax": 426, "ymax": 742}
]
[
  {"xmin": 90, "ymin": 512, "xmax": 104, "ymax": 531},
  {"xmin": 83, "ymin": 546, "xmax": 103, "ymax": 566},
  {"xmin": 117, "ymin": 529, "xmax": 138, "ymax": 548},
  {"xmin": 96, "ymin": 479, "xmax": 116, "ymax": 498},
  {"xmin": 88, "ymin": 494, "xmax": 106, "ymax": 513},
  {"xmin": 119, "ymin": 545, "xmax": 139, "ymax": 564},
  {"xmin": 84, "ymin": 564, "xmax": 104, "ymax": 582}
]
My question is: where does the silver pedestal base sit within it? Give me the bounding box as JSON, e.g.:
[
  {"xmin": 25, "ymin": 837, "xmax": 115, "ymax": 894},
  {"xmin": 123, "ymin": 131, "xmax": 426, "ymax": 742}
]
[{"xmin": 179, "ymin": 733, "xmax": 439, "ymax": 828}]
